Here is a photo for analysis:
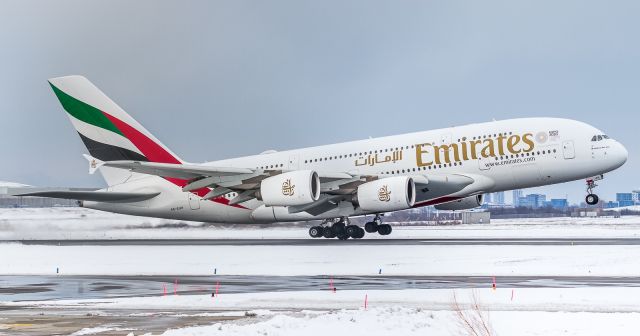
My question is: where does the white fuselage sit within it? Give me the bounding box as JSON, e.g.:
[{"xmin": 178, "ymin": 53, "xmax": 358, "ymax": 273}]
[{"xmin": 86, "ymin": 118, "xmax": 628, "ymax": 223}]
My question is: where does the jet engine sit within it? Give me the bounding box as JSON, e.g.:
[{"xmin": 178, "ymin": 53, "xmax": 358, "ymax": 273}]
[
  {"xmin": 434, "ymin": 195, "xmax": 484, "ymax": 211},
  {"xmin": 259, "ymin": 170, "xmax": 320, "ymax": 206},
  {"xmin": 356, "ymin": 176, "xmax": 415, "ymax": 212}
]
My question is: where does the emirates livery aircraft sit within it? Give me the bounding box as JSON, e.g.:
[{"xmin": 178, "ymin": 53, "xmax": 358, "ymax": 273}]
[{"xmin": 21, "ymin": 75, "xmax": 628, "ymax": 239}]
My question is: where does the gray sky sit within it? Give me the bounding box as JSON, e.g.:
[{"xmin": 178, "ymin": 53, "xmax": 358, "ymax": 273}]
[{"xmin": 0, "ymin": 0, "xmax": 638, "ymax": 204}]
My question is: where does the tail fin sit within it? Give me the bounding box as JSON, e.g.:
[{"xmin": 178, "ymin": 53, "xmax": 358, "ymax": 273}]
[{"xmin": 48, "ymin": 75, "xmax": 183, "ymax": 165}]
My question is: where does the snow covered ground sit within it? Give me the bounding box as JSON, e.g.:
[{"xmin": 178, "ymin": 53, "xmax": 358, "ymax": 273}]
[
  {"xmin": 2, "ymin": 242, "xmax": 640, "ymax": 276},
  {"xmin": 2, "ymin": 207, "xmax": 640, "ymax": 240},
  {"xmin": 7, "ymin": 288, "xmax": 640, "ymax": 336},
  {"xmin": 4, "ymin": 208, "xmax": 640, "ymax": 335}
]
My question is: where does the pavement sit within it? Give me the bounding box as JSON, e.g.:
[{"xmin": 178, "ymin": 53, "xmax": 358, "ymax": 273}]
[{"xmin": 11, "ymin": 237, "xmax": 640, "ymax": 246}]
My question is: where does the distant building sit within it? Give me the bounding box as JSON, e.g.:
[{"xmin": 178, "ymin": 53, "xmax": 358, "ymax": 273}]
[
  {"xmin": 617, "ymin": 193, "xmax": 635, "ymax": 207},
  {"xmin": 633, "ymin": 190, "xmax": 640, "ymax": 203},
  {"xmin": 493, "ymin": 191, "xmax": 505, "ymax": 205},
  {"xmin": 548, "ymin": 198, "xmax": 568, "ymax": 209},
  {"xmin": 519, "ymin": 193, "xmax": 547, "ymax": 209},
  {"xmin": 0, "ymin": 183, "xmax": 91, "ymax": 208},
  {"xmin": 605, "ymin": 201, "xmax": 620, "ymax": 208},
  {"xmin": 484, "ymin": 193, "xmax": 492, "ymax": 204},
  {"xmin": 512, "ymin": 190, "xmax": 523, "ymax": 206}
]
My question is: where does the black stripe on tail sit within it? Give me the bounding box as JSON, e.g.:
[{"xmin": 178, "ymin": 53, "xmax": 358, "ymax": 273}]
[{"xmin": 78, "ymin": 132, "xmax": 148, "ymax": 162}]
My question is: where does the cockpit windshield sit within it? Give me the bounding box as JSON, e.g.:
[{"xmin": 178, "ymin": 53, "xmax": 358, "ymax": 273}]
[{"xmin": 591, "ymin": 134, "xmax": 610, "ymax": 141}]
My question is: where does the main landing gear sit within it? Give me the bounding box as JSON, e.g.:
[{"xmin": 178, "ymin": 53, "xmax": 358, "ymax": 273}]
[
  {"xmin": 585, "ymin": 176, "xmax": 602, "ymax": 206},
  {"xmin": 308, "ymin": 214, "xmax": 392, "ymax": 239}
]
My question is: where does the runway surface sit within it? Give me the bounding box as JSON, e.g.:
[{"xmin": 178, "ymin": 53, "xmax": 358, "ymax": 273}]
[
  {"xmin": 3, "ymin": 275, "xmax": 640, "ymax": 302},
  {"xmin": 10, "ymin": 237, "xmax": 640, "ymax": 246}
]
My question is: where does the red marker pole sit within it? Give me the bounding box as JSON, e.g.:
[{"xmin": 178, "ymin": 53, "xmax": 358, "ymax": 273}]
[
  {"xmin": 174, "ymin": 279, "xmax": 178, "ymax": 295},
  {"xmin": 511, "ymin": 289, "xmax": 514, "ymax": 301},
  {"xmin": 215, "ymin": 281, "xmax": 220, "ymax": 297},
  {"xmin": 364, "ymin": 294, "xmax": 368, "ymax": 310},
  {"xmin": 492, "ymin": 277, "xmax": 496, "ymax": 291},
  {"xmin": 163, "ymin": 284, "xmax": 167, "ymax": 296},
  {"xmin": 329, "ymin": 277, "xmax": 334, "ymax": 292}
]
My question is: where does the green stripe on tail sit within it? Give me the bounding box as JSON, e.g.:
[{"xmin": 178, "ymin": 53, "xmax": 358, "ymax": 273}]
[{"xmin": 49, "ymin": 83, "xmax": 123, "ymax": 136}]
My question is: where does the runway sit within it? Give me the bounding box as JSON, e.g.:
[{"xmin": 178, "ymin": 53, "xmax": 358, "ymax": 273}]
[
  {"xmin": 11, "ymin": 237, "xmax": 640, "ymax": 246},
  {"xmin": 3, "ymin": 275, "xmax": 640, "ymax": 302}
]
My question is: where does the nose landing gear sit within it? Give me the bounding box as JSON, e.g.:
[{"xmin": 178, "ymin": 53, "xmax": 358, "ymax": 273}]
[{"xmin": 585, "ymin": 175, "xmax": 603, "ymax": 206}]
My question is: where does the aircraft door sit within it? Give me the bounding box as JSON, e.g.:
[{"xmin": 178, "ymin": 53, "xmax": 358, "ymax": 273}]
[
  {"xmin": 188, "ymin": 192, "xmax": 200, "ymax": 210},
  {"xmin": 562, "ymin": 141, "xmax": 575, "ymax": 159}
]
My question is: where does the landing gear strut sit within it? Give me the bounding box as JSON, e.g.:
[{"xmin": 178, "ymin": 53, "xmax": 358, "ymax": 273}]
[{"xmin": 585, "ymin": 176, "xmax": 602, "ymax": 206}]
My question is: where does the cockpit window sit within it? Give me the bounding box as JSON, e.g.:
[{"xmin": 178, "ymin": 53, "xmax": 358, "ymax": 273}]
[
  {"xmin": 592, "ymin": 134, "xmax": 610, "ymax": 141},
  {"xmin": 603, "ymin": 135, "xmax": 610, "ymax": 139},
  {"xmin": 591, "ymin": 135, "xmax": 597, "ymax": 141},
  {"xmin": 597, "ymin": 135, "xmax": 603, "ymax": 141}
]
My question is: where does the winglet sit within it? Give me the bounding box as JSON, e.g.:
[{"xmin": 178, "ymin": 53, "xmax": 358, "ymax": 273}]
[{"xmin": 83, "ymin": 154, "xmax": 105, "ymax": 174}]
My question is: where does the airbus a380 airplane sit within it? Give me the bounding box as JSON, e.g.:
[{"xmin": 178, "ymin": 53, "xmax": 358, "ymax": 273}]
[{"xmin": 21, "ymin": 75, "xmax": 628, "ymax": 239}]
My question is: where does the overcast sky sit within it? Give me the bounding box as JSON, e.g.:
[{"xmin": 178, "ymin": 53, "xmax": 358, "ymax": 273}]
[{"xmin": 0, "ymin": 0, "xmax": 638, "ymax": 203}]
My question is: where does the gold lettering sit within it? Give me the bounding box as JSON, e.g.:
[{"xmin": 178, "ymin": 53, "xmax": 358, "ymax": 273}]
[
  {"xmin": 496, "ymin": 134, "xmax": 506, "ymax": 156},
  {"xmin": 433, "ymin": 144, "xmax": 459, "ymax": 164},
  {"xmin": 416, "ymin": 144, "xmax": 433, "ymax": 166},
  {"xmin": 481, "ymin": 139, "xmax": 495, "ymax": 158},
  {"xmin": 469, "ymin": 140, "xmax": 482, "ymax": 160},
  {"xmin": 522, "ymin": 133, "xmax": 535, "ymax": 152},
  {"xmin": 507, "ymin": 135, "xmax": 522, "ymax": 154},
  {"xmin": 460, "ymin": 140, "xmax": 469, "ymax": 161}
]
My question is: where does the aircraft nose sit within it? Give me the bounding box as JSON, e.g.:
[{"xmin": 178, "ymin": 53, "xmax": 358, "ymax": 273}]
[{"xmin": 611, "ymin": 141, "xmax": 628, "ymax": 168}]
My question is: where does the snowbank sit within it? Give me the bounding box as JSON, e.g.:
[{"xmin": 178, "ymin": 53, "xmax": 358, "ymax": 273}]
[{"xmin": 9, "ymin": 288, "xmax": 640, "ymax": 336}]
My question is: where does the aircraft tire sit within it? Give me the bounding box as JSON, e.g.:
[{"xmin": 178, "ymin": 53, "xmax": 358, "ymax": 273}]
[
  {"xmin": 586, "ymin": 194, "xmax": 599, "ymax": 205},
  {"xmin": 378, "ymin": 224, "xmax": 392, "ymax": 236},
  {"xmin": 323, "ymin": 226, "xmax": 336, "ymax": 238},
  {"xmin": 364, "ymin": 222, "xmax": 378, "ymax": 233},
  {"xmin": 337, "ymin": 232, "xmax": 350, "ymax": 240},
  {"xmin": 309, "ymin": 226, "xmax": 322, "ymax": 238},
  {"xmin": 345, "ymin": 225, "xmax": 359, "ymax": 237}
]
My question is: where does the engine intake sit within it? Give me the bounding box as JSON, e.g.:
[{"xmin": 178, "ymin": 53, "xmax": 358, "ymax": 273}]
[
  {"xmin": 356, "ymin": 176, "xmax": 415, "ymax": 212},
  {"xmin": 259, "ymin": 170, "xmax": 320, "ymax": 206},
  {"xmin": 434, "ymin": 195, "xmax": 484, "ymax": 211}
]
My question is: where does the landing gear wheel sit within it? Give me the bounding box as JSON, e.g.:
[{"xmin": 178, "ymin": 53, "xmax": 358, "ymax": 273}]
[
  {"xmin": 337, "ymin": 232, "xmax": 349, "ymax": 240},
  {"xmin": 309, "ymin": 226, "xmax": 322, "ymax": 238},
  {"xmin": 322, "ymin": 226, "xmax": 336, "ymax": 239},
  {"xmin": 378, "ymin": 224, "xmax": 392, "ymax": 236},
  {"xmin": 354, "ymin": 227, "xmax": 365, "ymax": 239},
  {"xmin": 332, "ymin": 222, "xmax": 346, "ymax": 237},
  {"xmin": 364, "ymin": 222, "xmax": 379, "ymax": 233},
  {"xmin": 586, "ymin": 194, "xmax": 599, "ymax": 205},
  {"xmin": 345, "ymin": 225, "xmax": 360, "ymax": 238}
]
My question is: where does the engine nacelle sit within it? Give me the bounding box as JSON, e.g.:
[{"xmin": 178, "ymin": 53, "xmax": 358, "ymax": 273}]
[
  {"xmin": 259, "ymin": 170, "xmax": 320, "ymax": 206},
  {"xmin": 356, "ymin": 176, "xmax": 416, "ymax": 212},
  {"xmin": 434, "ymin": 195, "xmax": 484, "ymax": 211}
]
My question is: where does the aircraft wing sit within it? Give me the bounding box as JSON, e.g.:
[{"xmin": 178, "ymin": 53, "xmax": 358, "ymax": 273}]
[
  {"xmin": 103, "ymin": 160, "xmax": 254, "ymax": 180},
  {"xmin": 98, "ymin": 159, "xmax": 493, "ymax": 210}
]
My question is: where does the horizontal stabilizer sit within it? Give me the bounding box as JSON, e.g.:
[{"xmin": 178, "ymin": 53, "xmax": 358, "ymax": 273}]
[{"xmin": 15, "ymin": 190, "xmax": 160, "ymax": 203}]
